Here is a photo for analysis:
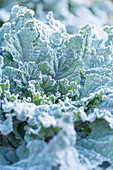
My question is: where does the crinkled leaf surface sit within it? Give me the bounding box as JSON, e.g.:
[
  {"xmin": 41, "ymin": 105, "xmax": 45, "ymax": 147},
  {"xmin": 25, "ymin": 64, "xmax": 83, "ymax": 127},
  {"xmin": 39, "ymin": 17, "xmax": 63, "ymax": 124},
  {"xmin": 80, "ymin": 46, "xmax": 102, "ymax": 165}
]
[
  {"xmin": 76, "ymin": 119, "xmax": 113, "ymax": 169},
  {"xmin": 0, "ymin": 5, "xmax": 84, "ymax": 97},
  {"xmin": 1, "ymin": 4, "xmax": 113, "ymax": 170}
]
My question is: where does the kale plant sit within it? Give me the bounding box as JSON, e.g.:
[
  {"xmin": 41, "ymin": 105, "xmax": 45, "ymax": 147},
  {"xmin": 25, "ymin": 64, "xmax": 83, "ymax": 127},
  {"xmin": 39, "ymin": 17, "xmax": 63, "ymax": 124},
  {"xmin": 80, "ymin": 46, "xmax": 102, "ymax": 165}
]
[{"xmin": 1, "ymin": 5, "xmax": 113, "ymax": 170}]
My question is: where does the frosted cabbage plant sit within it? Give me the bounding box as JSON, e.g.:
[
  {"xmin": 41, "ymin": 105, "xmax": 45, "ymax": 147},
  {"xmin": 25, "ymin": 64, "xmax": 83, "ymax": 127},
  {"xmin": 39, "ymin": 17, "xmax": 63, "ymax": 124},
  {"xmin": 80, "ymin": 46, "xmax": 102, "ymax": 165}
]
[{"xmin": 1, "ymin": 5, "xmax": 113, "ymax": 170}]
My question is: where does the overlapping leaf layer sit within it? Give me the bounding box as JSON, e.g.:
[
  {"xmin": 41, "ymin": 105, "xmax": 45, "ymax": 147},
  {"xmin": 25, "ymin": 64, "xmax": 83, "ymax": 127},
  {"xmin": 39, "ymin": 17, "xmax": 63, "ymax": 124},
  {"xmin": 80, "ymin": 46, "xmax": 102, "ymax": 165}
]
[{"xmin": 1, "ymin": 5, "xmax": 113, "ymax": 170}]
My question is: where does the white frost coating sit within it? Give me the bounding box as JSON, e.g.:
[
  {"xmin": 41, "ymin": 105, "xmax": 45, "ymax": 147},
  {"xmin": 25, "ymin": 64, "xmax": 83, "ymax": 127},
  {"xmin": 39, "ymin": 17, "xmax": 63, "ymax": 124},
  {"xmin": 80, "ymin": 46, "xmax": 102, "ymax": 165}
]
[
  {"xmin": 79, "ymin": 107, "xmax": 96, "ymax": 122},
  {"xmin": 2, "ymin": 101, "xmax": 14, "ymax": 113},
  {"xmin": 38, "ymin": 111, "xmax": 57, "ymax": 128}
]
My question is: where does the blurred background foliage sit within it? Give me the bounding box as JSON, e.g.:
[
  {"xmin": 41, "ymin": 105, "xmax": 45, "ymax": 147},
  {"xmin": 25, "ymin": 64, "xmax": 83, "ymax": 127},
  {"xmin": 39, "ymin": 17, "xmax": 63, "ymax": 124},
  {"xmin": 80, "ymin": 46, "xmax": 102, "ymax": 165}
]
[{"xmin": 0, "ymin": 0, "xmax": 113, "ymax": 35}]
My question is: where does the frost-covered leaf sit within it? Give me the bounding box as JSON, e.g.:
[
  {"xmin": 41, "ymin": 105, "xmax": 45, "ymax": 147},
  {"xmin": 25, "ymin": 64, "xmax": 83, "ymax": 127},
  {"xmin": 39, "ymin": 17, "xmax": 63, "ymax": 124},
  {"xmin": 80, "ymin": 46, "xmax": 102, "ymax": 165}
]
[
  {"xmin": 0, "ymin": 114, "xmax": 13, "ymax": 135},
  {"xmin": 76, "ymin": 119, "xmax": 113, "ymax": 169},
  {"xmin": 80, "ymin": 73, "xmax": 109, "ymax": 98},
  {"xmin": 0, "ymin": 6, "xmax": 84, "ymax": 97}
]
